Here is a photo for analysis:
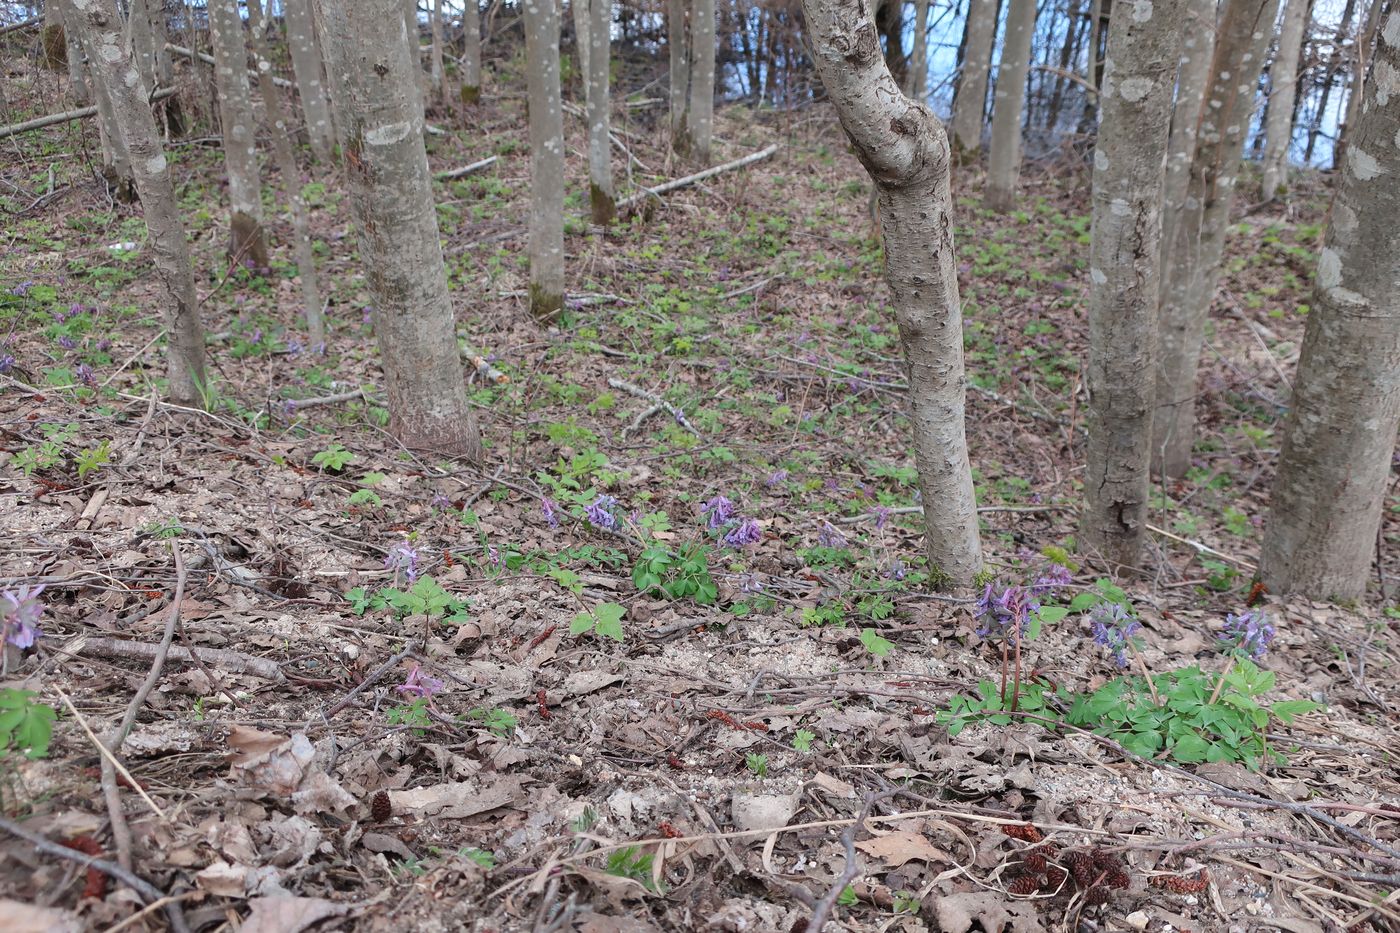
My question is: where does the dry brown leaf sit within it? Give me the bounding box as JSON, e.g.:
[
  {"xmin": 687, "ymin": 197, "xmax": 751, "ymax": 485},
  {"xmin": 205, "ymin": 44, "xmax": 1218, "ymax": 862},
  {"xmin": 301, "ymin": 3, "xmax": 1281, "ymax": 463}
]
[
  {"xmin": 854, "ymin": 830, "xmax": 953, "ymax": 868},
  {"xmin": 240, "ymin": 896, "xmax": 350, "ymax": 933},
  {"xmin": 0, "ymin": 900, "xmax": 83, "ymax": 933},
  {"xmin": 388, "ymin": 777, "xmax": 519, "ymax": 819},
  {"xmin": 935, "ymin": 891, "xmax": 1045, "ymax": 933}
]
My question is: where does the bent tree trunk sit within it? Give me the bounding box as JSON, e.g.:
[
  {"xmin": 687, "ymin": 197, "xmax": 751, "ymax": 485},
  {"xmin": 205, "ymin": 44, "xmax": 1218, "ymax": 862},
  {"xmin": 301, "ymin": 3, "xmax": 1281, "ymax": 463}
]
[
  {"xmin": 1081, "ymin": 0, "xmax": 1184, "ymax": 570},
  {"xmin": 801, "ymin": 0, "xmax": 983, "ymax": 587},
  {"xmin": 1153, "ymin": 0, "xmax": 1280, "ymax": 476},
  {"xmin": 284, "ymin": 0, "xmax": 336, "ymax": 161},
  {"xmin": 312, "ymin": 0, "xmax": 482, "ymax": 458},
  {"xmin": 524, "ymin": 0, "xmax": 566, "ymax": 321},
  {"xmin": 208, "ymin": 0, "xmax": 270, "ymax": 269},
  {"xmin": 69, "ymin": 0, "xmax": 206, "ymax": 406},
  {"xmin": 1260, "ymin": 0, "xmax": 1308, "ymax": 200},
  {"xmin": 986, "ymin": 0, "xmax": 1037, "ymax": 210},
  {"xmin": 587, "ymin": 0, "xmax": 616, "ymax": 222},
  {"xmin": 1260, "ymin": 12, "xmax": 1400, "ymax": 601}
]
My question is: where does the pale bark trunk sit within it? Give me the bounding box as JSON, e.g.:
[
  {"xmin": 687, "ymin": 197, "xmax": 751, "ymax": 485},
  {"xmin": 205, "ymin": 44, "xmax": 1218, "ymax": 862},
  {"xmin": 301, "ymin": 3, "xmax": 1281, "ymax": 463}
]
[
  {"xmin": 587, "ymin": 0, "xmax": 615, "ymax": 223},
  {"xmin": 431, "ymin": 0, "xmax": 445, "ymax": 101},
  {"xmin": 284, "ymin": 0, "xmax": 336, "ymax": 162},
  {"xmin": 801, "ymin": 0, "xmax": 983, "ymax": 587},
  {"xmin": 1081, "ymin": 0, "xmax": 1184, "ymax": 570},
  {"xmin": 906, "ymin": 0, "xmax": 929, "ymax": 100},
  {"xmin": 1260, "ymin": 0, "xmax": 1308, "ymax": 199},
  {"xmin": 248, "ymin": 0, "xmax": 325, "ymax": 349},
  {"xmin": 462, "ymin": 0, "xmax": 482, "ymax": 103},
  {"xmin": 1260, "ymin": 10, "xmax": 1400, "ymax": 602},
  {"xmin": 69, "ymin": 0, "xmax": 206, "ymax": 406},
  {"xmin": 128, "ymin": 0, "xmax": 157, "ymax": 90},
  {"xmin": 952, "ymin": 0, "xmax": 998, "ymax": 156},
  {"xmin": 685, "ymin": 0, "xmax": 715, "ymax": 161},
  {"xmin": 1338, "ymin": 0, "xmax": 1383, "ymax": 165},
  {"xmin": 668, "ymin": 0, "xmax": 691, "ymax": 142},
  {"xmin": 67, "ymin": 0, "xmax": 133, "ymax": 196},
  {"xmin": 1160, "ymin": 0, "xmax": 1215, "ymax": 266},
  {"xmin": 1152, "ymin": 0, "xmax": 1280, "ymax": 477},
  {"xmin": 208, "ymin": 0, "xmax": 270, "ymax": 269},
  {"xmin": 52, "ymin": 0, "xmax": 90, "ymax": 105},
  {"xmin": 572, "ymin": 0, "xmax": 590, "ymax": 103},
  {"xmin": 524, "ymin": 0, "xmax": 566, "ymax": 321},
  {"xmin": 312, "ymin": 0, "xmax": 482, "ymax": 458},
  {"xmin": 986, "ymin": 0, "xmax": 1037, "ymax": 210}
]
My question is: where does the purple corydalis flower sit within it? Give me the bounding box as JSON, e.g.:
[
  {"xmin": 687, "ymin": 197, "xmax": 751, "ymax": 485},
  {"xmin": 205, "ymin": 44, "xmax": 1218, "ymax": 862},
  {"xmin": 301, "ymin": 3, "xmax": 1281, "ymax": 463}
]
[
  {"xmin": 57, "ymin": 335, "xmax": 76, "ymax": 350},
  {"xmin": 384, "ymin": 542, "xmax": 420, "ymax": 583},
  {"xmin": 396, "ymin": 662, "xmax": 444, "ymax": 699},
  {"xmin": 975, "ymin": 583, "xmax": 1036, "ymax": 637},
  {"xmin": 430, "ymin": 493, "xmax": 452, "ymax": 510},
  {"xmin": 0, "ymin": 354, "xmax": 14, "ymax": 375},
  {"xmin": 585, "ymin": 495, "xmax": 619, "ymax": 531},
  {"xmin": 286, "ymin": 339, "xmax": 303, "ymax": 357},
  {"xmin": 885, "ymin": 559, "xmax": 907, "ymax": 581},
  {"xmin": 1089, "ymin": 602, "xmax": 1140, "ymax": 668},
  {"xmin": 1220, "ymin": 610, "xmax": 1276, "ymax": 659},
  {"xmin": 1, "ymin": 584, "xmax": 45, "ymax": 650},
  {"xmin": 702, "ymin": 495, "xmax": 735, "ymax": 530},
  {"xmin": 724, "ymin": 517, "xmax": 763, "ymax": 548},
  {"xmin": 871, "ymin": 506, "xmax": 892, "ymax": 529},
  {"xmin": 817, "ymin": 521, "xmax": 847, "ymax": 550},
  {"xmin": 765, "ymin": 469, "xmax": 788, "ymax": 487},
  {"xmin": 75, "ymin": 363, "xmax": 96, "ymax": 387},
  {"xmin": 541, "ymin": 497, "xmax": 560, "ymax": 528},
  {"xmin": 1031, "ymin": 564, "xmax": 1073, "ymax": 597},
  {"xmin": 10, "ymin": 281, "xmax": 33, "ymax": 297}
]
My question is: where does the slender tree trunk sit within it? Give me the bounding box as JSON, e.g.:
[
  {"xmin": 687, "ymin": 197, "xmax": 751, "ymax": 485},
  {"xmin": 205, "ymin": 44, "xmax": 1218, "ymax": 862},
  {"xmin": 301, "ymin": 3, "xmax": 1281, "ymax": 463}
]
[
  {"xmin": 572, "ymin": 0, "xmax": 590, "ymax": 103},
  {"xmin": 523, "ymin": 0, "xmax": 566, "ymax": 321},
  {"xmin": 685, "ymin": 0, "xmax": 716, "ymax": 161},
  {"xmin": 952, "ymin": 0, "xmax": 999, "ymax": 155},
  {"xmin": 431, "ymin": 0, "xmax": 446, "ymax": 103},
  {"xmin": 1152, "ymin": 0, "xmax": 1281, "ymax": 477},
  {"xmin": 67, "ymin": 0, "xmax": 134, "ymax": 196},
  {"xmin": 986, "ymin": 0, "xmax": 1037, "ymax": 210},
  {"xmin": 1045, "ymin": 0, "xmax": 1086, "ymax": 131},
  {"xmin": 1081, "ymin": 0, "xmax": 1184, "ymax": 570},
  {"xmin": 208, "ymin": 0, "xmax": 270, "ymax": 270},
  {"xmin": 284, "ymin": 0, "xmax": 336, "ymax": 161},
  {"xmin": 1160, "ymin": 0, "xmax": 1216, "ymax": 265},
  {"xmin": 69, "ymin": 0, "xmax": 206, "ymax": 406},
  {"xmin": 1337, "ymin": 0, "xmax": 1382, "ymax": 166},
  {"xmin": 462, "ymin": 0, "xmax": 482, "ymax": 104},
  {"xmin": 1305, "ymin": 0, "xmax": 1355, "ymax": 163},
  {"xmin": 668, "ymin": 0, "xmax": 691, "ymax": 142},
  {"xmin": 128, "ymin": 0, "xmax": 158, "ymax": 90},
  {"xmin": 801, "ymin": 0, "xmax": 984, "ymax": 587},
  {"xmin": 247, "ymin": 0, "xmax": 325, "ymax": 349},
  {"xmin": 1260, "ymin": 11, "xmax": 1400, "ymax": 601},
  {"xmin": 587, "ymin": 0, "xmax": 615, "ymax": 223},
  {"xmin": 1260, "ymin": 0, "xmax": 1308, "ymax": 199},
  {"xmin": 312, "ymin": 0, "xmax": 482, "ymax": 458},
  {"xmin": 52, "ymin": 0, "xmax": 90, "ymax": 105},
  {"xmin": 906, "ymin": 0, "xmax": 929, "ymax": 100}
]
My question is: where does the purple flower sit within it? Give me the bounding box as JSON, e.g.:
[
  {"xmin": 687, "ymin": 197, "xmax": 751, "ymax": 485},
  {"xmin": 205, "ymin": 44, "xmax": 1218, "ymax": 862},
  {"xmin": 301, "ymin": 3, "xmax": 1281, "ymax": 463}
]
[
  {"xmin": 1220, "ymin": 610, "xmax": 1276, "ymax": 659},
  {"xmin": 817, "ymin": 521, "xmax": 847, "ymax": 550},
  {"xmin": 723, "ymin": 517, "xmax": 763, "ymax": 548},
  {"xmin": 1, "ymin": 584, "xmax": 45, "ymax": 650},
  {"xmin": 282, "ymin": 399, "xmax": 298, "ymax": 416},
  {"xmin": 871, "ymin": 506, "xmax": 892, "ymax": 529},
  {"xmin": 286, "ymin": 339, "xmax": 303, "ymax": 356},
  {"xmin": 396, "ymin": 662, "xmax": 444, "ymax": 699},
  {"xmin": 1031, "ymin": 564, "xmax": 1073, "ymax": 597},
  {"xmin": 975, "ymin": 583, "xmax": 1036, "ymax": 638},
  {"xmin": 1089, "ymin": 602, "xmax": 1140, "ymax": 668},
  {"xmin": 0, "ymin": 354, "xmax": 14, "ymax": 374},
  {"xmin": 541, "ymin": 497, "xmax": 560, "ymax": 528},
  {"xmin": 384, "ymin": 541, "xmax": 420, "ymax": 583},
  {"xmin": 765, "ymin": 469, "xmax": 788, "ymax": 487},
  {"xmin": 884, "ymin": 559, "xmax": 907, "ymax": 581},
  {"xmin": 10, "ymin": 281, "xmax": 33, "ymax": 297},
  {"xmin": 430, "ymin": 493, "xmax": 452, "ymax": 510},
  {"xmin": 585, "ymin": 495, "xmax": 619, "ymax": 531},
  {"xmin": 738, "ymin": 573, "xmax": 764, "ymax": 593},
  {"xmin": 57, "ymin": 335, "xmax": 76, "ymax": 350},
  {"xmin": 486, "ymin": 545, "xmax": 502, "ymax": 571},
  {"xmin": 75, "ymin": 363, "xmax": 96, "ymax": 387},
  {"xmin": 702, "ymin": 495, "xmax": 735, "ymax": 530},
  {"xmin": 96, "ymin": 339, "xmax": 112, "ymax": 352}
]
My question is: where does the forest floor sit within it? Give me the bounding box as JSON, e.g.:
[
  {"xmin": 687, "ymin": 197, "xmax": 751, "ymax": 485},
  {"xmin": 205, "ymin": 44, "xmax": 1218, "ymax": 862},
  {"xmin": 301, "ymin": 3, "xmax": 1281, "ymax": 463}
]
[{"xmin": 2, "ymin": 48, "xmax": 1399, "ymax": 933}]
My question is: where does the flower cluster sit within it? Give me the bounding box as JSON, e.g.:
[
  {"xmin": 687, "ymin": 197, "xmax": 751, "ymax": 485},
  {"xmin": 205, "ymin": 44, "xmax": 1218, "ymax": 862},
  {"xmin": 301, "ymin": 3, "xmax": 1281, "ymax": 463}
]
[
  {"xmin": 396, "ymin": 662, "xmax": 444, "ymax": 699},
  {"xmin": 1089, "ymin": 602, "xmax": 1140, "ymax": 668},
  {"xmin": 540, "ymin": 497, "xmax": 560, "ymax": 528},
  {"xmin": 701, "ymin": 495, "xmax": 735, "ymax": 530},
  {"xmin": 1, "ymin": 584, "xmax": 45, "ymax": 650},
  {"xmin": 1220, "ymin": 609, "xmax": 1275, "ymax": 659},
  {"xmin": 723, "ymin": 518, "xmax": 763, "ymax": 548},
  {"xmin": 974, "ymin": 583, "xmax": 1036, "ymax": 637},
  {"xmin": 703, "ymin": 495, "xmax": 763, "ymax": 549},
  {"xmin": 585, "ymin": 495, "xmax": 620, "ymax": 531},
  {"xmin": 384, "ymin": 541, "xmax": 420, "ymax": 584},
  {"xmin": 817, "ymin": 521, "xmax": 847, "ymax": 550}
]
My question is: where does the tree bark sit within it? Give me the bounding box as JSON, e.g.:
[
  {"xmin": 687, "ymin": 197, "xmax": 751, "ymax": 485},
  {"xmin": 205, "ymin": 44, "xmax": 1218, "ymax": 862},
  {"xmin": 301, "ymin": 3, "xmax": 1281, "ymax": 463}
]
[
  {"xmin": 1337, "ymin": 0, "xmax": 1383, "ymax": 166},
  {"xmin": 951, "ymin": 0, "xmax": 999, "ymax": 156},
  {"xmin": 523, "ymin": 0, "xmax": 566, "ymax": 321},
  {"xmin": 986, "ymin": 0, "xmax": 1037, "ymax": 211},
  {"xmin": 906, "ymin": 0, "xmax": 929, "ymax": 101},
  {"xmin": 66, "ymin": 0, "xmax": 133, "ymax": 197},
  {"xmin": 51, "ymin": 0, "xmax": 90, "ymax": 106},
  {"xmin": 572, "ymin": 0, "xmax": 590, "ymax": 103},
  {"xmin": 1260, "ymin": 0, "xmax": 1308, "ymax": 199},
  {"xmin": 587, "ymin": 0, "xmax": 616, "ymax": 223},
  {"xmin": 685, "ymin": 0, "xmax": 716, "ymax": 161},
  {"xmin": 1260, "ymin": 10, "xmax": 1400, "ymax": 601},
  {"xmin": 1152, "ymin": 0, "xmax": 1281, "ymax": 477},
  {"xmin": 312, "ymin": 0, "xmax": 482, "ymax": 458},
  {"xmin": 284, "ymin": 0, "xmax": 336, "ymax": 161},
  {"xmin": 668, "ymin": 0, "xmax": 691, "ymax": 142},
  {"xmin": 208, "ymin": 0, "xmax": 270, "ymax": 269},
  {"xmin": 462, "ymin": 0, "xmax": 483, "ymax": 104},
  {"xmin": 1160, "ymin": 0, "xmax": 1215, "ymax": 266},
  {"xmin": 69, "ymin": 0, "xmax": 206, "ymax": 407},
  {"xmin": 431, "ymin": 0, "xmax": 445, "ymax": 102},
  {"xmin": 801, "ymin": 0, "xmax": 984, "ymax": 587},
  {"xmin": 1081, "ymin": 0, "xmax": 1184, "ymax": 570}
]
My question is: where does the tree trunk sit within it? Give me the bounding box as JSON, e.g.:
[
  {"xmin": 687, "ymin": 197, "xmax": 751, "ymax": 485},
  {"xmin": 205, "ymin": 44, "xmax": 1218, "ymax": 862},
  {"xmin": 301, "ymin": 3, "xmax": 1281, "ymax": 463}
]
[
  {"xmin": 668, "ymin": 0, "xmax": 691, "ymax": 142},
  {"xmin": 1152, "ymin": 0, "xmax": 1281, "ymax": 477},
  {"xmin": 1260, "ymin": 0, "xmax": 1308, "ymax": 199},
  {"xmin": 801, "ymin": 0, "xmax": 984, "ymax": 587},
  {"xmin": 685, "ymin": 0, "xmax": 716, "ymax": 161},
  {"xmin": 986, "ymin": 0, "xmax": 1037, "ymax": 210},
  {"xmin": 951, "ymin": 0, "xmax": 999, "ymax": 156},
  {"xmin": 1305, "ymin": 0, "xmax": 1355, "ymax": 163},
  {"xmin": 69, "ymin": 0, "xmax": 206, "ymax": 406},
  {"xmin": 312, "ymin": 0, "xmax": 482, "ymax": 458},
  {"xmin": 284, "ymin": 0, "xmax": 336, "ymax": 161},
  {"xmin": 906, "ymin": 0, "xmax": 929, "ymax": 100},
  {"xmin": 248, "ymin": 0, "xmax": 325, "ymax": 349},
  {"xmin": 128, "ymin": 0, "xmax": 157, "ymax": 90},
  {"xmin": 587, "ymin": 0, "xmax": 615, "ymax": 223},
  {"xmin": 462, "ymin": 0, "xmax": 483, "ymax": 104},
  {"xmin": 1260, "ymin": 11, "xmax": 1400, "ymax": 601},
  {"xmin": 1081, "ymin": 0, "xmax": 1184, "ymax": 570},
  {"xmin": 208, "ymin": 0, "xmax": 270, "ymax": 270},
  {"xmin": 1337, "ymin": 0, "xmax": 1383, "ymax": 166},
  {"xmin": 1160, "ymin": 0, "xmax": 1215, "ymax": 267},
  {"xmin": 523, "ymin": 0, "xmax": 566, "ymax": 321},
  {"xmin": 66, "ymin": 0, "xmax": 134, "ymax": 197},
  {"xmin": 572, "ymin": 0, "xmax": 590, "ymax": 103},
  {"xmin": 431, "ymin": 0, "xmax": 446, "ymax": 103},
  {"xmin": 51, "ymin": 0, "xmax": 90, "ymax": 106}
]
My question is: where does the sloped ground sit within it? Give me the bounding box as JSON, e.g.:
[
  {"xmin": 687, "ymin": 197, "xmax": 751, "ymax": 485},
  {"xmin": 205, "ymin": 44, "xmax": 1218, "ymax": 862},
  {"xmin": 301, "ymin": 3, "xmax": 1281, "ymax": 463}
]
[{"xmin": 1, "ymin": 45, "xmax": 1398, "ymax": 933}]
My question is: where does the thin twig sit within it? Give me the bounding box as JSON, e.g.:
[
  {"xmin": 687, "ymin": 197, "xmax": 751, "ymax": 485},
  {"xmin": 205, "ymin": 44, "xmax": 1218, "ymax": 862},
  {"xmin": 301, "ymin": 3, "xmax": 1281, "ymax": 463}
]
[
  {"xmin": 806, "ymin": 790, "xmax": 895, "ymax": 932},
  {"xmin": 50, "ymin": 687, "xmax": 166, "ymax": 821}
]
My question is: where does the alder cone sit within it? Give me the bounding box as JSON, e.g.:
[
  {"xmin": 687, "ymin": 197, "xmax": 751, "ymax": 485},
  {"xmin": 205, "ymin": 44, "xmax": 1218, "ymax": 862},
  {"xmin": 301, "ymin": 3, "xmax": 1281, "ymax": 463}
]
[
  {"xmin": 370, "ymin": 790, "xmax": 391, "ymax": 822},
  {"xmin": 1007, "ymin": 874, "xmax": 1042, "ymax": 896}
]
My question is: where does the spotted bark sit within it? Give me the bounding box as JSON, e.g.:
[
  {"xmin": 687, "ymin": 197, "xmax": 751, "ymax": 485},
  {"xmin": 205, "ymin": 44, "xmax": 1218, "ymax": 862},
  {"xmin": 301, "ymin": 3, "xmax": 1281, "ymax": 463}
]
[
  {"xmin": 208, "ymin": 0, "xmax": 269, "ymax": 269},
  {"xmin": 986, "ymin": 0, "xmax": 1037, "ymax": 210},
  {"xmin": 524, "ymin": 0, "xmax": 566, "ymax": 321},
  {"xmin": 952, "ymin": 0, "xmax": 998, "ymax": 156}
]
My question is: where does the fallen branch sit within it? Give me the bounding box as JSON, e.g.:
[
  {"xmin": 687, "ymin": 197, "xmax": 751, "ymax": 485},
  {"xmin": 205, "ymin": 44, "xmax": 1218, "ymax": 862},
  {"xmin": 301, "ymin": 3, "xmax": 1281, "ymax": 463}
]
[
  {"xmin": 608, "ymin": 377, "xmax": 700, "ymax": 436},
  {"xmin": 618, "ymin": 143, "xmax": 780, "ymax": 213},
  {"xmin": 1146, "ymin": 523, "xmax": 1256, "ymax": 572},
  {"xmin": 0, "ymin": 87, "xmax": 179, "ymax": 141},
  {"xmin": 0, "ymin": 16, "xmax": 40, "ymax": 36},
  {"xmin": 434, "ymin": 155, "xmax": 498, "ymax": 180},
  {"xmin": 806, "ymin": 791, "xmax": 894, "ymax": 933},
  {"xmin": 165, "ymin": 42, "xmax": 292, "ymax": 88},
  {"xmin": 72, "ymin": 636, "xmax": 287, "ymax": 682}
]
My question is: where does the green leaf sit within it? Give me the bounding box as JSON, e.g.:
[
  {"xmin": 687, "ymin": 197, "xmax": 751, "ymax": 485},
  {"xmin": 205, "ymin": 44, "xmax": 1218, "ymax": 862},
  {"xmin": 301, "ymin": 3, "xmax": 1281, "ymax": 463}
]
[
  {"xmin": 569, "ymin": 611, "xmax": 595, "ymax": 635},
  {"xmin": 1171, "ymin": 734, "xmax": 1211, "ymax": 762},
  {"xmin": 1269, "ymin": 700, "xmax": 1320, "ymax": 724},
  {"xmin": 859, "ymin": 627, "xmax": 894, "ymax": 657},
  {"xmin": 593, "ymin": 603, "xmax": 626, "ymax": 641}
]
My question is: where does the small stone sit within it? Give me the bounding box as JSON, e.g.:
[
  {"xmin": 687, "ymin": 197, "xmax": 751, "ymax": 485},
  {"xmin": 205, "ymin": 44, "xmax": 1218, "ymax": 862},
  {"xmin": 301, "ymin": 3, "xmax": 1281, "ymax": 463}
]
[{"xmin": 1126, "ymin": 910, "xmax": 1150, "ymax": 931}]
